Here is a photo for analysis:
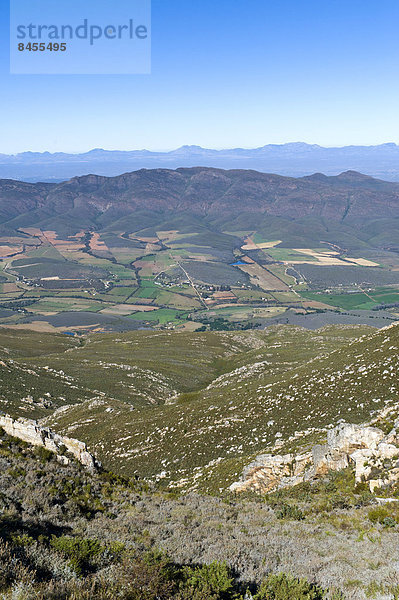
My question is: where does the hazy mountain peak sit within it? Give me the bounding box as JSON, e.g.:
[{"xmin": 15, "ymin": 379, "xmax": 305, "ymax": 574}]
[
  {"xmin": 335, "ymin": 170, "xmax": 376, "ymax": 181},
  {"xmin": 2, "ymin": 143, "xmax": 399, "ymax": 182}
]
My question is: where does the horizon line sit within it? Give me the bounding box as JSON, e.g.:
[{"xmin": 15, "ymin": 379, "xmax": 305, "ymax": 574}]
[{"xmin": 1, "ymin": 141, "xmax": 399, "ymax": 156}]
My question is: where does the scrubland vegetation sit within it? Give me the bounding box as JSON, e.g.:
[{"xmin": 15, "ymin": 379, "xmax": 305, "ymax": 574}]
[
  {"xmin": 1, "ymin": 430, "xmax": 399, "ymax": 599},
  {"xmin": 1, "ymin": 311, "xmax": 399, "ymax": 598}
]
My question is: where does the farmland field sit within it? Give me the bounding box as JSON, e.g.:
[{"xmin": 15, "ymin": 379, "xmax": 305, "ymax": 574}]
[{"xmin": 0, "ymin": 222, "xmax": 397, "ymax": 334}]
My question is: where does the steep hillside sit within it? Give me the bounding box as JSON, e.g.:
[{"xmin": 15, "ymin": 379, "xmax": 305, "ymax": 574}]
[
  {"xmin": 22, "ymin": 326, "xmax": 368, "ymax": 407},
  {"xmin": 0, "ymin": 330, "xmax": 111, "ymax": 419},
  {"xmin": 40, "ymin": 323, "xmax": 399, "ymax": 492},
  {"xmin": 2, "ymin": 324, "xmax": 399, "ymax": 598},
  {"xmin": 0, "ymin": 325, "xmax": 369, "ymax": 414},
  {"xmin": 2, "ymin": 322, "xmax": 398, "ymax": 494}
]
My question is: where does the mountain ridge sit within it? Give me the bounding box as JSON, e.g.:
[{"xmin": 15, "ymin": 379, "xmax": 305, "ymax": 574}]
[
  {"xmin": 3, "ymin": 142, "xmax": 399, "ymax": 181},
  {"xmin": 1, "ymin": 167, "xmax": 399, "ymax": 233}
]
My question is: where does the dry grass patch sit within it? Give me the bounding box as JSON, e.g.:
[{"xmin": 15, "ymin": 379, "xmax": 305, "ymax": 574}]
[
  {"xmin": 100, "ymin": 304, "xmax": 158, "ymax": 315},
  {"xmin": 89, "ymin": 233, "xmax": 108, "ymax": 252}
]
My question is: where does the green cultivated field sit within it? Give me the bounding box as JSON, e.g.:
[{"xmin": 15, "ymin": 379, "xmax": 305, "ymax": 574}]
[
  {"xmin": 299, "ymin": 290, "xmax": 377, "ymax": 310},
  {"xmin": 128, "ymin": 308, "xmax": 188, "ymax": 324},
  {"xmin": 300, "ymin": 287, "xmax": 399, "ymax": 310}
]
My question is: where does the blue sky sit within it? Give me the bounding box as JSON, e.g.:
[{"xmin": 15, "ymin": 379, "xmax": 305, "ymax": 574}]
[{"xmin": 1, "ymin": 0, "xmax": 399, "ymax": 153}]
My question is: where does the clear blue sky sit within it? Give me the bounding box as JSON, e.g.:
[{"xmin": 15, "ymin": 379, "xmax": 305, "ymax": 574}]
[{"xmin": 1, "ymin": 0, "xmax": 399, "ymax": 153}]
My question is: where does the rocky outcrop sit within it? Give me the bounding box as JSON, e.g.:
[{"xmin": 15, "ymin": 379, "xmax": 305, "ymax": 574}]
[
  {"xmin": 230, "ymin": 421, "xmax": 399, "ymax": 494},
  {"xmin": 0, "ymin": 414, "xmax": 100, "ymax": 472},
  {"xmin": 230, "ymin": 452, "xmax": 312, "ymax": 493}
]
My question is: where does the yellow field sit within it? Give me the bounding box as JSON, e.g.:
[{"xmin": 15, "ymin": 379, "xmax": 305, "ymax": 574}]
[
  {"xmin": 345, "ymin": 257, "xmax": 380, "ymax": 267},
  {"xmin": 0, "ymin": 321, "xmax": 59, "ymax": 333},
  {"xmin": 241, "ymin": 238, "xmax": 282, "ymax": 250},
  {"xmin": 100, "ymin": 304, "xmax": 158, "ymax": 315},
  {"xmin": 134, "ymin": 236, "xmax": 159, "ymax": 243},
  {"xmin": 89, "ymin": 233, "xmax": 108, "ymax": 252},
  {"xmin": 156, "ymin": 230, "xmax": 179, "ymax": 242},
  {"xmin": 256, "ymin": 241, "xmax": 282, "ymax": 248},
  {"xmin": 213, "ymin": 291, "xmax": 238, "ymax": 300},
  {"xmin": 288, "ymin": 248, "xmax": 343, "ymax": 265},
  {"xmin": 0, "ymin": 245, "xmax": 23, "ymax": 256},
  {"xmin": 3, "ymin": 283, "xmax": 20, "ymax": 293}
]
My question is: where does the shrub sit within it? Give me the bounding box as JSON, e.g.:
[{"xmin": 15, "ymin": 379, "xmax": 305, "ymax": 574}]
[
  {"xmin": 274, "ymin": 503, "xmax": 304, "ymax": 521},
  {"xmin": 328, "ymin": 494, "xmax": 352, "ymax": 510},
  {"xmin": 7, "ymin": 467, "xmax": 26, "ymax": 479},
  {"xmin": 181, "ymin": 561, "xmax": 235, "ymax": 599},
  {"xmin": 253, "ymin": 573, "xmax": 325, "ymax": 600},
  {"xmin": 382, "ymin": 516, "xmax": 397, "ymax": 528},
  {"xmin": 50, "ymin": 536, "xmax": 103, "ymax": 576},
  {"xmin": 10, "ymin": 533, "xmax": 35, "ymax": 547},
  {"xmin": 114, "ymin": 550, "xmax": 177, "ymax": 600},
  {"xmin": 34, "ymin": 446, "xmax": 54, "ymax": 463},
  {"xmin": 367, "ymin": 505, "xmax": 399, "ymax": 526}
]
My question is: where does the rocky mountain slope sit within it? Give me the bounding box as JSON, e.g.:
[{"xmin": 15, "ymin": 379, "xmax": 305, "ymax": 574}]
[
  {"xmin": 1, "ymin": 321, "xmax": 399, "ymax": 495},
  {"xmin": 41, "ymin": 322, "xmax": 399, "ymax": 493},
  {"xmin": 0, "ymin": 414, "xmax": 99, "ymax": 471},
  {"xmin": 1, "ymin": 168, "xmax": 399, "ymax": 236},
  {"xmin": 2, "ymin": 322, "xmax": 399, "ymax": 598}
]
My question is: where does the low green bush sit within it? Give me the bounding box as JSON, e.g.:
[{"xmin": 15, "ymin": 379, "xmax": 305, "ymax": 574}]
[
  {"xmin": 34, "ymin": 446, "xmax": 54, "ymax": 463},
  {"xmin": 50, "ymin": 535, "xmax": 103, "ymax": 575},
  {"xmin": 253, "ymin": 573, "xmax": 326, "ymax": 600},
  {"xmin": 368, "ymin": 504, "xmax": 399, "ymax": 527},
  {"xmin": 275, "ymin": 503, "xmax": 304, "ymax": 521},
  {"xmin": 182, "ymin": 561, "xmax": 234, "ymax": 598}
]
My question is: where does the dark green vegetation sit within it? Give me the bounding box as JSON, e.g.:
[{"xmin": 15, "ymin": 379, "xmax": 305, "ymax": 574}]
[
  {"xmin": 0, "ymin": 168, "xmax": 399, "ymax": 333},
  {"xmin": 296, "ymin": 265, "xmax": 399, "ymax": 289},
  {"xmin": 2, "ymin": 430, "xmax": 399, "ymax": 599},
  {"xmin": 196, "ymin": 317, "xmax": 260, "ymax": 331}
]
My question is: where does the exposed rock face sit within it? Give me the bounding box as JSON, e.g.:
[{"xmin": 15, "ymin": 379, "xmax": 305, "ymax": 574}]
[
  {"xmin": 230, "ymin": 421, "xmax": 399, "ymax": 494},
  {"xmin": 311, "ymin": 423, "xmax": 386, "ymax": 477},
  {"xmin": 0, "ymin": 414, "xmax": 100, "ymax": 472},
  {"xmin": 230, "ymin": 452, "xmax": 311, "ymax": 493}
]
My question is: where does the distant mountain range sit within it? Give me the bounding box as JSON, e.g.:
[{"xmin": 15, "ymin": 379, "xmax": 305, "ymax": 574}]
[{"xmin": 2, "ymin": 142, "xmax": 399, "ymax": 182}]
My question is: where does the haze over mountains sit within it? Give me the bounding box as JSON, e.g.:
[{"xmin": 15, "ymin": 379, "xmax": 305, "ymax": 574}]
[{"xmin": 2, "ymin": 142, "xmax": 399, "ymax": 182}]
